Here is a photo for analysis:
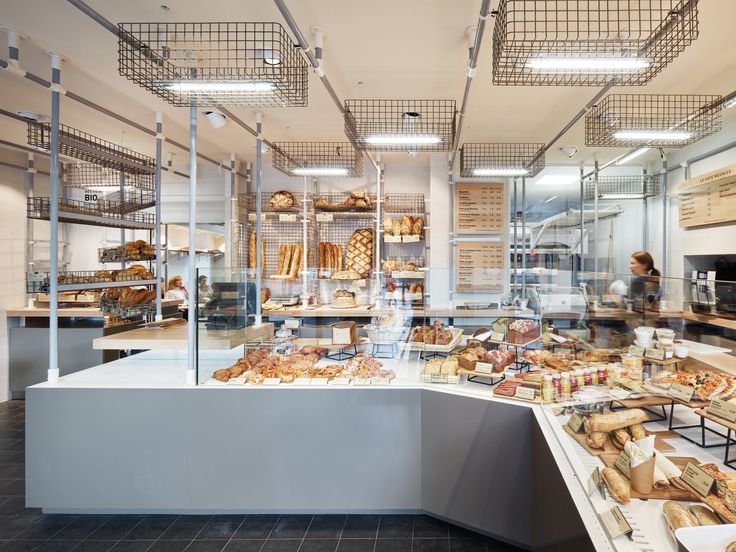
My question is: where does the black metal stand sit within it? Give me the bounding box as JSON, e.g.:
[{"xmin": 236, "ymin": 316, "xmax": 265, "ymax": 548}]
[
  {"xmin": 610, "ymin": 401, "xmax": 668, "ymax": 423},
  {"xmin": 725, "ymin": 429, "xmax": 736, "ymax": 469},
  {"xmin": 371, "ymin": 343, "xmax": 398, "ymax": 359},
  {"xmin": 420, "ymin": 351, "xmax": 448, "ymax": 360},
  {"xmin": 669, "ymin": 402, "xmax": 736, "ymax": 448},
  {"xmin": 326, "ymin": 344, "xmax": 357, "ymax": 361},
  {"xmin": 466, "ymin": 373, "xmax": 506, "ymax": 387}
]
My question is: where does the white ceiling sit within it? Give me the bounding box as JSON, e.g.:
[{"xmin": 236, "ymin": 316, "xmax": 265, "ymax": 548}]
[{"xmin": 1, "ymin": 0, "xmax": 736, "ymax": 171}]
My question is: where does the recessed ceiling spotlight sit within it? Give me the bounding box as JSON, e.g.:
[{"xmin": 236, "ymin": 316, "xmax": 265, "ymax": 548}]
[
  {"xmin": 259, "ymin": 49, "xmax": 281, "ymax": 66},
  {"xmin": 402, "ymin": 111, "xmax": 421, "ymax": 123},
  {"xmin": 16, "ymin": 110, "xmax": 49, "ymax": 122}
]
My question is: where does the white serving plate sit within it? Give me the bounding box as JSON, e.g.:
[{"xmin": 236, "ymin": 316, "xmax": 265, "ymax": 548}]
[{"xmin": 675, "ymin": 524, "xmax": 736, "ymax": 552}]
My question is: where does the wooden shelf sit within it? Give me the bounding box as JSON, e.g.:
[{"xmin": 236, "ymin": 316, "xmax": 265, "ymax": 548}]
[{"xmin": 683, "ymin": 311, "xmax": 736, "ymax": 331}]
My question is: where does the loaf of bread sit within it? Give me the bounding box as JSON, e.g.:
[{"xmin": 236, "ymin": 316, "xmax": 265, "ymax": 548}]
[
  {"xmin": 412, "ymin": 216, "xmax": 424, "ymax": 236},
  {"xmin": 400, "ymin": 216, "xmax": 412, "ymax": 236},
  {"xmin": 588, "ymin": 409, "xmax": 647, "ymax": 433},
  {"xmin": 662, "ymin": 502, "xmax": 698, "ymax": 535},
  {"xmin": 345, "ymin": 228, "xmax": 373, "ymax": 278}
]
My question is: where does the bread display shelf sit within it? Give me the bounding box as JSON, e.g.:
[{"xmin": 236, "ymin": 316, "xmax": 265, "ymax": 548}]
[
  {"xmin": 98, "ymin": 251, "xmax": 155, "ymax": 264},
  {"xmin": 239, "ymin": 191, "xmax": 305, "ymax": 213},
  {"xmin": 403, "ymin": 328, "xmax": 463, "ymax": 353},
  {"xmin": 563, "ymin": 424, "xmax": 677, "ymax": 456},
  {"xmin": 27, "ymin": 271, "xmax": 157, "ymax": 293},
  {"xmin": 27, "ymin": 197, "xmax": 155, "ymax": 230}
]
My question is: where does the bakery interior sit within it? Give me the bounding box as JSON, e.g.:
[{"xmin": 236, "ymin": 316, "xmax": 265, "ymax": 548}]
[{"xmin": 2, "ymin": 0, "xmax": 736, "ymax": 551}]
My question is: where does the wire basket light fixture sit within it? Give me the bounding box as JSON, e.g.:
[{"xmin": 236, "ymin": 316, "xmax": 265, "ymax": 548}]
[
  {"xmin": 118, "ymin": 22, "xmax": 308, "ymax": 107},
  {"xmin": 585, "ymin": 94, "xmax": 723, "ymax": 148},
  {"xmin": 460, "ymin": 143, "xmax": 546, "ymax": 178},
  {"xmin": 584, "ymin": 174, "xmax": 662, "ymax": 200},
  {"xmin": 272, "ymin": 142, "xmax": 364, "ymax": 177},
  {"xmin": 344, "ymin": 99, "xmax": 456, "ymax": 152},
  {"xmin": 492, "ymin": 0, "xmax": 700, "ymax": 86}
]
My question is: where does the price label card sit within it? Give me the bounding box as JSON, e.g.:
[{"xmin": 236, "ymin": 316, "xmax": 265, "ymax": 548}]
[
  {"xmin": 474, "ymin": 362, "xmax": 496, "ymax": 375},
  {"xmin": 567, "ymin": 412, "xmax": 585, "ymax": 433},
  {"xmin": 384, "ymin": 235, "xmax": 402, "ymax": 243},
  {"xmin": 430, "ymin": 373, "xmax": 449, "ymax": 384},
  {"xmin": 284, "ymin": 318, "xmax": 300, "ymax": 329},
  {"xmin": 628, "ymin": 345, "xmax": 645, "ymax": 357},
  {"xmin": 226, "ymin": 377, "xmax": 246, "ymax": 385},
  {"xmin": 645, "ymin": 348, "xmax": 665, "ymax": 361},
  {"xmin": 248, "ymin": 213, "xmax": 267, "ymax": 222},
  {"xmin": 310, "ymin": 378, "xmax": 329, "ymax": 386},
  {"xmin": 669, "ymin": 382, "xmax": 695, "ymax": 403},
  {"xmin": 371, "ymin": 377, "xmax": 391, "ymax": 385},
  {"xmin": 318, "ymin": 338, "xmax": 333, "ymax": 346},
  {"xmin": 472, "ymin": 330, "xmax": 492, "ymax": 342},
  {"xmin": 293, "ymin": 378, "xmax": 311, "ymax": 386},
  {"xmin": 353, "ymin": 377, "xmax": 372, "ymax": 386},
  {"xmin": 588, "ymin": 468, "xmax": 605, "ymax": 499},
  {"xmin": 549, "ymin": 333, "xmax": 569, "ymax": 344},
  {"xmin": 316, "ymin": 213, "xmax": 334, "ymax": 222},
  {"xmin": 278, "ymin": 213, "xmax": 298, "ymax": 222},
  {"xmin": 490, "ymin": 331, "xmax": 505, "ymax": 342},
  {"xmin": 682, "ymin": 462, "xmax": 715, "ymax": 497},
  {"xmin": 600, "ymin": 507, "xmax": 633, "ymax": 540},
  {"xmin": 708, "ymin": 398, "xmax": 736, "ymax": 423},
  {"xmin": 263, "ymin": 378, "xmax": 281, "ymax": 386},
  {"xmin": 614, "ymin": 449, "xmax": 631, "ymax": 479},
  {"xmin": 514, "ymin": 386, "xmax": 536, "ymax": 401},
  {"xmin": 402, "ymin": 235, "xmax": 420, "ymax": 243},
  {"xmin": 331, "ymin": 377, "xmax": 351, "ymax": 386}
]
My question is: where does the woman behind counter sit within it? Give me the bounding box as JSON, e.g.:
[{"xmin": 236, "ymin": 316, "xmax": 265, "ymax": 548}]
[{"xmin": 609, "ymin": 251, "xmax": 661, "ymax": 310}]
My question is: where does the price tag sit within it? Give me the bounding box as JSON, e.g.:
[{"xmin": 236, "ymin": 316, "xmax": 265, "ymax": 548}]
[
  {"xmin": 226, "ymin": 377, "xmax": 246, "ymax": 385},
  {"xmin": 708, "ymin": 398, "xmax": 736, "ymax": 423},
  {"xmin": 567, "ymin": 412, "xmax": 585, "ymax": 433},
  {"xmin": 331, "ymin": 377, "xmax": 351, "ymax": 386},
  {"xmin": 514, "ymin": 386, "xmax": 536, "ymax": 401},
  {"xmin": 681, "ymin": 462, "xmax": 715, "ymax": 497},
  {"xmin": 316, "ymin": 213, "xmax": 333, "ymax": 222},
  {"xmin": 614, "ymin": 449, "xmax": 631, "ymax": 479},
  {"xmin": 474, "ymin": 362, "xmax": 495, "ymax": 375},
  {"xmin": 669, "ymin": 382, "xmax": 695, "ymax": 403},
  {"xmin": 472, "ymin": 330, "xmax": 492, "ymax": 342},
  {"xmin": 310, "ymin": 378, "xmax": 329, "ymax": 386},
  {"xmin": 318, "ymin": 338, "xmax": 332, "ymax": 346},
  {"xmin": 628, "ymin": 345, "xmax": 645, "ymax": 357},
  {"xmin": 384, "ymin": 235, "xmax": 402, "ymax": 243},
  {"xmin": 353, "ymin": 377, "xmax": 371, "ymax": 386},
  {"xmin": 284, "ymin": 318, "xmax": 300, "ymax": 329},
  {"xmin": 248, "ymin": 213, "xmax": 267, "ymax": 222},
  {"xmin": 263, "ymin": 378, "xmax": 281, "ymax": 386},
  {"xmin": 279, "ymin": 214, "xmax": 297, "ymax": 222},
  {"xmin": 645, "ymin": 348, "xmax": 665, "ymax": 361},
  {"xmin": 588, "ymin": 468, "xmax": 605, "ymax": 499},
  {"xmin": 600, "ymin": 506, "xmax": 633, "ymax": 540},
  {"xmin": 293, "ymin": 378, "xmax": 311, "ymax": 386},
  {"xmin": 402, "ymin": 235, "xmax": 420, "ymax": 243},
  {"xmin": 430, "ymin": 373, "xmax": 449, "ymax": 384},
  {"xmin": 549, "ymin": 333, "xmax": 569, "ymax": 344},
  {"xmin": 489, "ymin": 331, "xmax": 505, "ymax": 342},
  {"xmin": 371, "ymin": 377, "xmax": 391, "ymax": 385}
]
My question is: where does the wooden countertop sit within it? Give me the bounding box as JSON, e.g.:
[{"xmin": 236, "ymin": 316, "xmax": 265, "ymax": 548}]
[
  {"xmin": 6, "ymin": 306, "xmax": 104, "ymax": 318},
  {"xmin": 92, "ymin": 321, "xmax": 274, "ymax": 351},
  {"xmin": 263, "ymin": 306, "xmax": 537, "ymax": 319},
  {"xmin": 683, "ymin": 311, "xmax": 736, "ymax": 331},
  {"xmin": 543, "ymin": 308, "xmax": 683, "ymax": 321}
]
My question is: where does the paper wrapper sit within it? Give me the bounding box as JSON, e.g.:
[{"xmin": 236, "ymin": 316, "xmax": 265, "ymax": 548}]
[{"xmin": 630, "ymin": 455, "xmax": 655, "ymax": 495}]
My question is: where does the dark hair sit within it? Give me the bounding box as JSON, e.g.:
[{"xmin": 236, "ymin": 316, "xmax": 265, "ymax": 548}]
[
  {"xmin": 198, "ymin": 275, "xmax": 208, "ymax": 284},
  {"xmin": 631, "ymin": 251, "xmax": 661, "ymax": 277}
]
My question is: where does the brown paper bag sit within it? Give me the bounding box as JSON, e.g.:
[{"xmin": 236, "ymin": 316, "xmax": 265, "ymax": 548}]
[{"xmin": 630, "ymin": 456, "xmax": 655, "ymax": 495}]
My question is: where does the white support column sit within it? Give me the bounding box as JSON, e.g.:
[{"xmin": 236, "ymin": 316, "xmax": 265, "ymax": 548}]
[
  {"xmin": 187, "ymin": 101, "xmax": 197, "ymax": 385},
  {"xmin": 593, "ymin": 160, "xmax": 600, "ymax": 277},
  {"xmin": 579, "ymin": 166, "xmax": 585, "ymax": 278},
  {"xmin": 521, "ymin": 176, "xmax": 527, "ymax": 301},
  {"xmin": 47, "ymin": 51, "xmax": 61, "ymax": 383},
  {"xmin": 154, "ymin": 111, "xmax": 163, "ymax": 319},
  {"xmin": 119, "ymin": 170, "xmax": 126, "ymax": 272},
  {"xmin": 661, "ymin": 155, "xmax": 668, "ymax": 277},
  {"xmin": 374, "ymin": 161, "xmax": 382, "ymax": 307},
  {"xmin": 226, "ymin": 153, "xmax": 237, "ymax": 270},
  {"xmin": 512, "ymin": 178, "xmax": 518, "ymax": 293},
  {"xmin": 300, "ymin": 175, "xmax": 309, "ymax": 307},
  {"xmin": 254, "ymin": 112, "xmax": 263, "ymax": 325},
  {"xmin": 26, "ymin": 153, "xmax": 35, "ymax": 308}
]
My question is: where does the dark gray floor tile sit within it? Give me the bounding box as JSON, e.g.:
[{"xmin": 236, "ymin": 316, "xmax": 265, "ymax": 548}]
[
  {"xmin": 233, "ymin": 516, "xmax": 277, "ymax": 540},
  {"xmin": 483, "ymin": 541, "xmax": 518, "ymax": 552},
  {"xmin": 183, "ymin": 541, "xmax": 228, "ymax": 552},
  {"xmin": 412, "ymin": 540, "xmax": 449, "ymax": 552},
  {"xmin": 145, "ymin": 541, "xmax": 190, "ymax": 552},
  {"xmin": 340, "ymin": 516, "xmax": 379, "ymax": 539},
  {"xmin": 222, "ymin": 539, "xmax": 264, "ymax": 552},
  {"xmin": 376, "ymin": 517, "xmax": 412, "ymax": 539},
  {"xmin": 160, "ymin": 516, "xmax": 211, "ymax": 540},
  {"xmin": 33, "ymin": 541, "xmax": 80, "ymax": 552},
  {"xmin": 259, "ymin": 541, "xmax": 301, "ymax": 552},
  {"xmin": 449, "ymin": 539, "xmax": 486, "ymax": 552},
  {"xmin": 0, "ymin": 453, "xmax": 24, "ymax": 465},
  {"xmin": 374, "ymin": 539, "xmax": 411, "ymax": 552},
  {"xmin": 448, "ymin": 526, "xmax": 479, "ymax": 540},
  {"xmin": 70, "ymin": 541, "xmax": 116, "ymax": 552},
  {"xmin": 108, "ymin": 541, "xmax": 154, "ymax": 552},
  {"xmin": 305, "ymin": 516, "xmax": 345, "ymax": 539},
  {"xmin": 334, "ymin": 540, "xmax": 374, "ymax": 552},
  {"xmin": 0, "ymin": 514, "xmax": 44, "ymax": 538},
  {"xmin": 298, "ymin": 540, "xmax": 338, "ymax": 552},
  {"xmin": 0, "ymin": 466, "xmax": 25, "ymax": 479},
  {"xmin": 269, "ymin": 516, "xmax": 312, "ymax": 540},
  {"xmin": 88, "ymin": 517, "xmax": 146, "ymax": 541},
  {"xmin": 412, "ymin": 517, "xmax": 448, "ymax": 539},
  {"xmin": 124, "ymin": 517, "xmax": 178, "ymax": 541},
  {"xmin": 197, "ymin": 516, "xmax": 245, "ymax": 540},
  {"xmin": 18, "ymin": 516, "xmax": 78, "ymax": 539},
  {"xmin": 0, "ymin": 480, "xmax": 24, "ymax": 497},
  {"xmin": 0, "ymin": 540, "xmax": 45, "ymax": 552},
  {"xmin": 52, "ymin": 517, "xmax": 111, "ymax": 540}
]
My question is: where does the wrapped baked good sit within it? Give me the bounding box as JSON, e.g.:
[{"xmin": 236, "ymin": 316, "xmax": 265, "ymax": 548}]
[
  {"xmin": 601, "ymin": 467, "xmax": 630, "ymax": 504},
  {"xmin": 662, "ymin": 502, "xmax": 698, "ymax": 536},
  {"xmin": 270, "ymin": 191, "xmax": 295, "ymax": 210}
]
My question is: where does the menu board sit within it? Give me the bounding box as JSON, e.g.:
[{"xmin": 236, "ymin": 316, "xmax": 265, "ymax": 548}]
[
  {"xmin": 679, "ymin": 164, "xmax": 736, "ymax": 228},
  {"xmin": 455, "ymin": 242, "xmax": 505, "ymax": 292},
  {"xmin": 455, "ymin": 183, "xmax": 505, "ymax": 234}
]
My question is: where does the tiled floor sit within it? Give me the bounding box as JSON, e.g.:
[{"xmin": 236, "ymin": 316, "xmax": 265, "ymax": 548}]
[{"xmin": 0, "ymin": 401, "xmax": 522, "ymax": 552}]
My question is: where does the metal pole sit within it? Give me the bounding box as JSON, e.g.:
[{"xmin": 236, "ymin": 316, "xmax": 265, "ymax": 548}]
[
  {"xmin": 154, "ymin": 112, "xmax": 163, "ymax": 319},
  {"xmin": 301, "ymin": 175, "xmax": 309, "ymax": 307},
  {"xmin": 26, "ymin": 153, "xmax": 34, "ymax": 308},
  {"xmin": 643, "ymin": 168, "xmax": 649, "ymax": 252},
  {"xmin": 229, "ymin": 153, "xmax": 237, "ymax": 270},
  {"xmin": 187, "ymin": 101, "xmax": 197, "ymax": 385},
  {"xmin": 47, "ymin": 51, "xmax": 61, "ymax": 383},
  {"xmin": 661, "ymin": 155, "xmax": 668, "ymax": 277},
  {"xmin": 254, "ymin": 112, "xmax": 263, "ymax": 325},
  {"xmin": 593, "ymin": 160, "xmax": 599, "ymax": 277},
  {"xmin": 374, "ymin": 162, "xmax": 382, "ymax": 307},
  {"xmin": 579, "ymin": 166, "xmax": 585, "ymax": 278},
  {"xmin": 513, "ymin": 178, "xmax": 518, "ymax": 293},
  {"xmin": 521, "ymin": 176, "xmax": 527, "ymax": 301},
  {"xmin": 119, "ymin": 170, "xmax": 126, "ymax": 272}
]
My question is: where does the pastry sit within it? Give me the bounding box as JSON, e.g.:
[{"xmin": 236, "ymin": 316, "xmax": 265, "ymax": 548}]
[
  {"xmin": 588, "ymin": 409, "xmax": 647, "ymax": 433},
  {"xmin": 213, "ymin": 369, "xmax": 231, "ymax": 382},
  {"xmin": 601, "ymin": 467, "xmax": 630, "ymax": 504},
  {"xmin": 382, "ymin": 260, "xmax": 400, "ymax": 273},
  {"xmin": 400, "ymin": 262, "xmax": 418, "ymax": 272},
  {"xmin": 629, "ymin": 423, "xmax": 646, "ymax": 441},
  {"xmin": 400, "ymin": 215, "xmax": 412, "ymax": 235},
  {"xmin": 345, "ymin": 228, "xmax": 374, "ymax": 278},
  {"xmin": 412, "ymin": 216, "xmax": 424, "ymax": 236},
  {"xmin": 270, "ymin": 190, "xmax": 295, "ymax": 209},
  {"xmin": 333, "ymin": 289, "xmax": 357, "ymax": 307},
  {"xmin": 586, "ymin": 432, "xmax": 607, "ymax": 449},
  {"xmin": 662, "ymin": 502, "xmax": 698, "ymax": 535},
  {"xmin": 689, "ymin": 504, "xmax": 720, "ymax": 526},
  {"xmin": 728, "ymin": 543, "xmax": 736, "ymax": 552}
]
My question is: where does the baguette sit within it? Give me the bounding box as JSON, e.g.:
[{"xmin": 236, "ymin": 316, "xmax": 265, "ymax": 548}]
[
  {"xmin": 688, "ymin": 504, "xmax": 720, "ymax": 526},
  {"xmin": 281, "ymin": 245, "xmax": 293, "ymax": 276},
  {"xmin": 289, "ymin": 245, "xmax": 302, "ymax": 278},
  {"xmin": 277, "ymin": 244, "xmax": 287, "ymax": 275},
  {"xmin": 662, "ymin": 502, "xmax": 698, "ymax": 536},
  {"xmin": 337, "ymin": 244, "xmax": 343, "ymax": 271},
  {"xmin": 249, "ymin": 232, "xmax": 256, "ymax": 269},
  {"xmin": 588, "ymin": 409, "xmax": 647, "ymax": 432},
  {"xmin": 601, "ymin": 467, "xmax": 630, "ymax": 504}
]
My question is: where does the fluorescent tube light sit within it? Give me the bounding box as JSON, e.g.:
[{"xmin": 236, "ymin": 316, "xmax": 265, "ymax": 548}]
[
  {"xmin": 724, "ymin": 97, "xmax": 736, "ymax": 109},
  {"xmin": 528, "ymin": 57, "xmax": 651, "ymax": 71},
  {"xmin": 291, "ymin": 167, "xmax": 349, "ymax": 176},
  {"xmin": 535, "ymin": 175, "xmax": 578, "ymax": 186},
  {"xmin": 161, "ymin": 81, "xmax": 277, "ymax": 93},
  {"xmin": 613, "ymin": 130, "xmax": 692, "ymax": 141},
  {"xmin": 599, "ymin": 193, "xmax": 645, "ymax": 200},
  {"xmin": 615, "ymin": 147, "xmax": 650, "ymax": 165},
  {"xmin": 364, "ymin": 134, "xmax": 442, "ymax": 146},
  {"xmin": 472, "ymin": 168, "xmax": 528, "ymax": 177}
]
